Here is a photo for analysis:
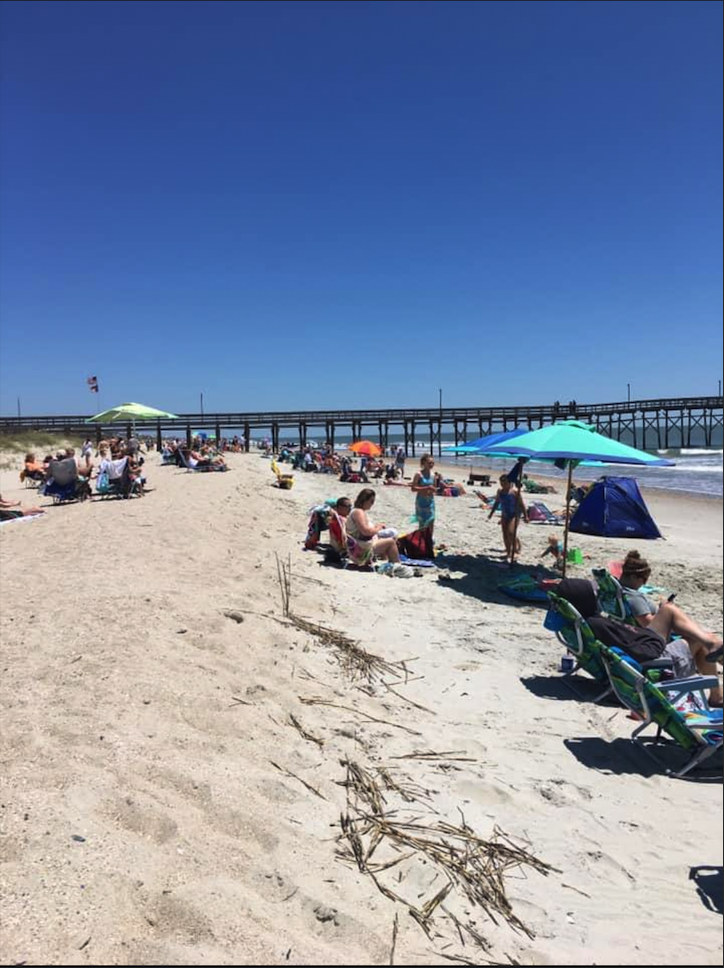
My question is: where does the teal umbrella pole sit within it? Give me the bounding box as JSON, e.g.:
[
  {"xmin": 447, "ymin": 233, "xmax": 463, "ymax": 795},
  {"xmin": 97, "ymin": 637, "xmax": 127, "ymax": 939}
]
[
  {"xmin": 561, "ymin": 463, "xmax": 574, "ymax": 578},
  {"xmin": 508, "ymin": 459, "xmax": 527, "ymax": 568}
]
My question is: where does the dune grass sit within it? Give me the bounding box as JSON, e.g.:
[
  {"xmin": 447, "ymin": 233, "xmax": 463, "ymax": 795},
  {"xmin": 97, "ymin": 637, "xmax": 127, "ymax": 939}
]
[{"xmin": 0, "ymin": 432, "xmax": 84, "ymax": 470}]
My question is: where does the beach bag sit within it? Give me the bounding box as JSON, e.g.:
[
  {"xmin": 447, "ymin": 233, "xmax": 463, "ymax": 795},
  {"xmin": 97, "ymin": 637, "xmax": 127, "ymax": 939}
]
[
  {"xmin": 96, "ymin": 469, "xmax": 110, "ymax": 492},
  {"xmin": 397, "ymin": 525, "xmax": 434, "ymax": 560},
  {"xmin": 588, "ymin": 616, "xmax": 666, "ymax": 664}
]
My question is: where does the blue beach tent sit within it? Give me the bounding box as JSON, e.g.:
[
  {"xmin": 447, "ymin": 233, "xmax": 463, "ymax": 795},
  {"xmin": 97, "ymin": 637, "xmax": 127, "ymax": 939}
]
[{"xmin": 569, "ymin": 476, "xmax": 662, "ymax": 540}]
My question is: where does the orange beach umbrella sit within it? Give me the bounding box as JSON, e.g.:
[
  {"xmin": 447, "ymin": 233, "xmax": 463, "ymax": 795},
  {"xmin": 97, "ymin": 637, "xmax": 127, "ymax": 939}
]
[{"xmin": 349, "ymin": 440, "xmax": 382, "ymax": 457}]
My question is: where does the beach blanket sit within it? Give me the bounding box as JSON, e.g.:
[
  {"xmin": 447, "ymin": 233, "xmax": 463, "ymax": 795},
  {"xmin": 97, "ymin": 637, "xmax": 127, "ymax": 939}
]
[
  {"xmin": 0, "ymin": 513, "xmax": 43, "ymax": 527},
  {"xmin": 399, "ymin": 554, "xmax": 436, "ymax": 568},
  {"xmin": 499, "ymin": 575, "xmax": 557, "ymax": 603}
]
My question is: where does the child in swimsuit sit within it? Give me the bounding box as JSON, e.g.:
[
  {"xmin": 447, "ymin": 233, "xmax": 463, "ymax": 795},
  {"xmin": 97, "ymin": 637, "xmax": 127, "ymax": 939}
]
[{"xmin": 489, "ymin": 474, "xmax": 528, "ymax": 565}]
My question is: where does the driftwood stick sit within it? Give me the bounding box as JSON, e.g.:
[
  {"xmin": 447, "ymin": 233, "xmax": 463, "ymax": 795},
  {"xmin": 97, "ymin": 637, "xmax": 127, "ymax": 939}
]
[
  {"xmin": 270, "ymin": 761, "xmax": 327, "ymax": 801},
  {"xmin": 389, "ymin": 912, "xmax": 399, "ymax": 966},
  {"xmin": 299, "ymin": 697, "xmax": 423, "ymax": 736}
]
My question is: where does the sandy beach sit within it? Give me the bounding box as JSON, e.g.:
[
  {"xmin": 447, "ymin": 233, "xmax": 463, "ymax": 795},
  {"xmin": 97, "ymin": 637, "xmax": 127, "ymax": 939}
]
[{"xmin": 0, "ymin": 449, "xmax": 721, "ymax": 966}]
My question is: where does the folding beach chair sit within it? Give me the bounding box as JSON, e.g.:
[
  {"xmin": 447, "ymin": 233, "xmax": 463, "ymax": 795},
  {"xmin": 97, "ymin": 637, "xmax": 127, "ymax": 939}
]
[
  {"xmin": 271, "ymin": 460, "xmax": 294, "ymax": 489},
  {"xmin": 546, "ymin": 591, "xmax": 613, "ymax": 701},
  {"xmin": 527, "ymin": 502, "xmax": 565, "ymax": 526},
  {"xmin": 545, "ymin": 589, "xmax": 674, "ymax": 703},
  {"xmin": 600, "ymin": 644, "xmax": 723, "ymax": 778},
  {"xmin": 178, "ymin": 449, "xmax": 228, "ymax": 473},
  {"xmin": 42, "ymin": 459, "xmax": 92, "ymax": 504},
  {"xmin": 592, "ymin": 568, "xmax": 634, "ymax": 623},
  {"xmin": 96, "ymin": 458, "xmax": 142, "ymax": 499},
  {"xmin": 20, "ymin": 469, "xmax": 45, "ymax": 489}
]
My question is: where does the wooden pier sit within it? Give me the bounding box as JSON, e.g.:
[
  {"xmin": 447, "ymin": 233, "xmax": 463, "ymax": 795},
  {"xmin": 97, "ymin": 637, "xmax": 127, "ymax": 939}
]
[{"xmin": 1, "ymin": 396, "xmax": 721, "ymax": 454}]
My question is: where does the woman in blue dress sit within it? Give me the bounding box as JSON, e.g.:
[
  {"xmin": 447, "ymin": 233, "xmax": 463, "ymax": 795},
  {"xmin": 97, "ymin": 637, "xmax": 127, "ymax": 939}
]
[{"xmin": 411, "ymin": 454, "xmax": 440, "ymax": 537}]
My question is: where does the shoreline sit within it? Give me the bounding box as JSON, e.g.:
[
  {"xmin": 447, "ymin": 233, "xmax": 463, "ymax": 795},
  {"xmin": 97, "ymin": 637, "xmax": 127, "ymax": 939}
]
[{"xmin": 412, "ymin": 456, "xmax": 724, "ymax": 505}]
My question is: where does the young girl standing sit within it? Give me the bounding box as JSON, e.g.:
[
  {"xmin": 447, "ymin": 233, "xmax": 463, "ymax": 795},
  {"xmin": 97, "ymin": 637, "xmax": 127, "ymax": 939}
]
[{"xmin": 489, "ymin": 474, "xmax": 528, "ymax": 564}]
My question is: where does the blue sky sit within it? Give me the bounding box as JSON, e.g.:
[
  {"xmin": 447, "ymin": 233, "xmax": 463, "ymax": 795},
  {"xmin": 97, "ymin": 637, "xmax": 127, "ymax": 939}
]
[{"xmin": 1, "ymin": 0, "xmax": 721, "ymax": 415}]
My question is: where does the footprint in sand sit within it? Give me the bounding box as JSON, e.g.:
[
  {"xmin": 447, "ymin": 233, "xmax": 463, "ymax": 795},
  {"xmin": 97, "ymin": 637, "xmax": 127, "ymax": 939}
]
[
  {"xmin": 140, "ymin": 892, "xmax": 215, "ymax": 943},
  {"xmin": 453, "ymin": 777, "xmax": 513, "ymax": 805},
  {"xmin": 108, "ymin": 797, "xmax": 179, "ymax": 844}
]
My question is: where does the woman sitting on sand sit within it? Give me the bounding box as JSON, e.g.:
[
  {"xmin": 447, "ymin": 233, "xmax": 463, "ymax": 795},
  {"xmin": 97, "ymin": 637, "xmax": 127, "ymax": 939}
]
[
  {"xmin": 619, "ymin": 550, "xmax": 723, "ymax": 703},
  {"xmin": 346, "ymin": 489, "xmax": 401, "ymax": 567}
]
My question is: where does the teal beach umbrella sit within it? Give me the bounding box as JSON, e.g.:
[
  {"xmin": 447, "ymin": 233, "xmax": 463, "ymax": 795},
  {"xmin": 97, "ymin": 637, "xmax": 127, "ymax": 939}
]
[{"xmin": 483, "ymin": 421, "xmax": 674, "ymax": 573}]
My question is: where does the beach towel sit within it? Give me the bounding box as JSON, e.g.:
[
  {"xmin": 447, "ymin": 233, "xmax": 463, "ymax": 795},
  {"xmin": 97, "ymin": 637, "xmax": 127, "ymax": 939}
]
[
  {"xmin": 399, "ymin": 554, "xmax": 435, "ymax": 567},
  {"xmin": 304, "ymin": 505, "xmax": 331, "ymax": 549},
  {"xmin": 499, "ymin": 576, "xmax": 551, "ymax": 603},
  {"xmin": 0, "ymin": 513, "xmax": 42, "ymax": 527}
]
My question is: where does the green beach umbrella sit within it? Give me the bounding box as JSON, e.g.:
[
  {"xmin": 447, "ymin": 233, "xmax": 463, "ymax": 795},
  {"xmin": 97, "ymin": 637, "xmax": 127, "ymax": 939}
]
[
  {"xmin": 87, "ymin": 402, "xmax": 179, "ymax": 423},
  {"xmin": 483, "ymin": 421, "xmax": 674, "ymax": 574}
]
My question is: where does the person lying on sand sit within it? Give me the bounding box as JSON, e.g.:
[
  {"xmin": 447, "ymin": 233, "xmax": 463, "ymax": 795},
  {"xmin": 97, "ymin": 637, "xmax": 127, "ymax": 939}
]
[{"xmin": 0, "ymin": 494, "xmax": 45, "ymax": 518}]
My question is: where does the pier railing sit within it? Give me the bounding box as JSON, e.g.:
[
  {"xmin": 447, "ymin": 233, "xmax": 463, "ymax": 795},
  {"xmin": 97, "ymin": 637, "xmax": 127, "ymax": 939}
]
[{"xmin": 1, "ymin": 395, "xmax": 722, "ymax": 453}]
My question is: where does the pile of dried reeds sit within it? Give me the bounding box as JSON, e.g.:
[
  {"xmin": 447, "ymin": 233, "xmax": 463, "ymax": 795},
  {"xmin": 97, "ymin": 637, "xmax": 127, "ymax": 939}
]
[
  {"xmin": 337, "ymin": 758, "xmax": 559, "ymax": 955},
  {"xmin": 276, "ymin": 553, "xmax": 410, "ymax": 684}
]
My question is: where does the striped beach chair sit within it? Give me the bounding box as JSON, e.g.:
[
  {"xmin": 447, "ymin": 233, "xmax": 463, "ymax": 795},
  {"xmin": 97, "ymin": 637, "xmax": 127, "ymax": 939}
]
[{"xmin": 600, "ymin": 645, "xmax": 723, "ymax": 778}]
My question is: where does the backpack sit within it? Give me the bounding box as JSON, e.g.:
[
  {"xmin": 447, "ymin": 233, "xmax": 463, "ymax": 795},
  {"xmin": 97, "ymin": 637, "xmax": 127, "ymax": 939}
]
[{"xmin": 588, "ymin": 616, "xmax": 666, "ymax": 664}]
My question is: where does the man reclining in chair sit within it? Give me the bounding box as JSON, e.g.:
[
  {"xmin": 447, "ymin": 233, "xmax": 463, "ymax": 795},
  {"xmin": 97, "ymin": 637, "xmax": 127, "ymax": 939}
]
[{"xmin": 182, "ymin": 446, "xmax": 227, "ymax": 470}]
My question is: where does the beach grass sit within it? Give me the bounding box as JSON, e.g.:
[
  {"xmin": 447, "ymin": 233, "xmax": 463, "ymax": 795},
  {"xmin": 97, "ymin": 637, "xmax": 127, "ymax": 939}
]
[{"xmin": 0, "ymin": 432, "xmax": 83, "ymax": 470}]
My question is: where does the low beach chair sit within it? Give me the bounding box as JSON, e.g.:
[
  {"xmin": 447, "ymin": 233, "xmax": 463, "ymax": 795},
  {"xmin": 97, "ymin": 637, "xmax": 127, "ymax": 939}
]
[
  {"xmin": 546, "ymin": 591, "xmax": 612, "ymax": 701},
  {"xmin": 600, "ymin": 645, "xmax": 723, "ymax": 778},
  {"xmin": 42, "ymin": 459, "xmax": 91, "ymax": 504},
  {"xmin": 20, "ymin": 469, "xmax": 45, "ymax": 489},
  {"xmin": 96, "ymin": 458, "xmax": 142, "ymax": 499},
  {"xmin": 527, "ymin": 501, "xmax": 565, "ymax": 526},
  {"xmin": 271, "ymin": 460, "xmax": 294, "ymax": 489},
  {"xmin": 178, "ymin": 449, "xmax": 228, "ymax": 473}
]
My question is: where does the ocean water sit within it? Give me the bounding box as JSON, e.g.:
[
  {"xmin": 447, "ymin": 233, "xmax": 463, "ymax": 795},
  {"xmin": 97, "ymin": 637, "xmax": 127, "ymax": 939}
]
[
  {"xmin": 307, "ymin": 440, "xmax": 722, "ymax": 499},
  {"xmin": 443, "ymin": 447, "xmax": 723, "ymax": 499}
]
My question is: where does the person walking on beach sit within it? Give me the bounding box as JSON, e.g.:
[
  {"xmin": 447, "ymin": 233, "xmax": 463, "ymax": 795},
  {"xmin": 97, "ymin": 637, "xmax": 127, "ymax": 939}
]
[
  {"xmin": 489, "ymin": 474, "xmax": 528, "ymax": 565},
  {"xmin": 395, "ymin": 445, "xmax": 406, "ymax": 477}
]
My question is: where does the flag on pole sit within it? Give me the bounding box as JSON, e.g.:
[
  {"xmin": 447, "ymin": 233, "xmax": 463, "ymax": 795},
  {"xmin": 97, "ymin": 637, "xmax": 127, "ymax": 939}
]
[{"xmin": 87, "ymin": 376, "xmax": 99, "ymax": 393}]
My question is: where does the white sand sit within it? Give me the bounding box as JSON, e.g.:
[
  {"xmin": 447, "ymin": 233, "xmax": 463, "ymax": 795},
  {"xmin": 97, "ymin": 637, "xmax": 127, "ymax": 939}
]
[{"xmin": 0, "ymin": 451, "xmax": 721, "ymax": 965}]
